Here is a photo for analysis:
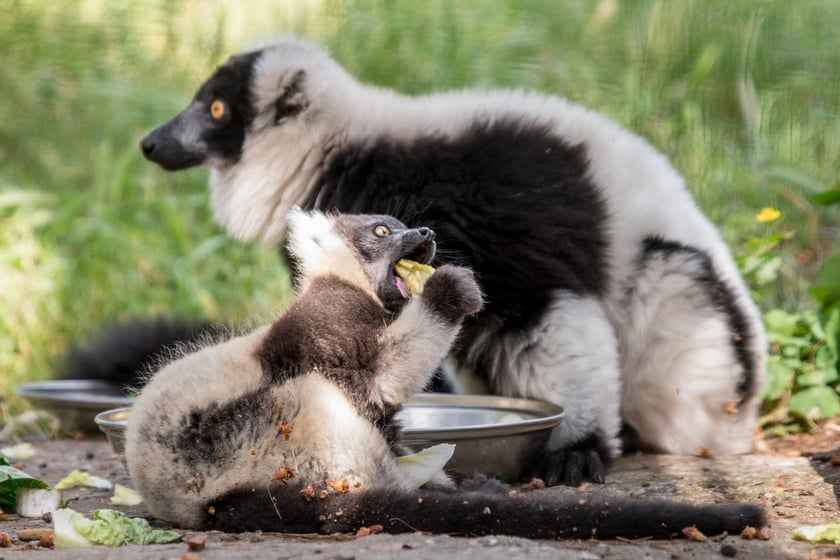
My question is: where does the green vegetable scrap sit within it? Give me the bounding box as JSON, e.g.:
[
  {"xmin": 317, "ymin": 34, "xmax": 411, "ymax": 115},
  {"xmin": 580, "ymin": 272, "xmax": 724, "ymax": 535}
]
[
  {"xmin": 793, "ymin": 521, "xmax": 840, "ymax": 544},
  {"xmin": 54, "ymin": 469, "xmax": 113, "ymax": 490},
  {"xmin": 396, "ymin": 443, "xmax": 455, "ymax": 488},
  {"xmin": 110, "ymin": 483, "xmax": 144, "ymax": 506},
  {"xmin": 53, "ymin": 508, "xmax": 182, "ymax": 548},
  {"xmin": 1, "ymin": 442, "xmax": 36, "ymax": 460},
  {"xmin": 0, "ymin": 457, "xmax": 50, "ymax": 509}
]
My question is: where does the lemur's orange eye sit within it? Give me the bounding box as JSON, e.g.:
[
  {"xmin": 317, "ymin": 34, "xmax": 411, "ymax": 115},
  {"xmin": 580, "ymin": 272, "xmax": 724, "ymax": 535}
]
[
  {"xmin": 374, "ymin": 225, "xmax": 391, "ymax": 237},
  {"xmin": 210, "ymin": 99, "xmax": 226, "ymax": 120}
]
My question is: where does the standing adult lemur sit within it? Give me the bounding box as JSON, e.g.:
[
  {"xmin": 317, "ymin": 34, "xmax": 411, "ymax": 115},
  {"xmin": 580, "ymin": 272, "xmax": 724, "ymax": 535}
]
[
  {"xmin": 133, "ymin": 37, "xmax": 767, "ymax": 486},
  {"xmin": 127, "ymin": 208, "xmax": 765, "ymax": 538}
]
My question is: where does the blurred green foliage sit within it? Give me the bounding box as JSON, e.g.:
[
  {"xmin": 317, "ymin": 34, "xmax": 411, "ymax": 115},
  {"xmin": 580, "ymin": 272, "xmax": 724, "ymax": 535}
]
[
  {"xmin": 757, "ymin": 188, "xmax": 840, "ymax": 432},
  {"xmin": 1, "ymin": 0, "xmax": 839, "ymax": 427}
]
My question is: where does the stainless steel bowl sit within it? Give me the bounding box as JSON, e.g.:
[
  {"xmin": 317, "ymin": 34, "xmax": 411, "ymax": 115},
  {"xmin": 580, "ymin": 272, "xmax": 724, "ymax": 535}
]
[
  {"xmin": 95, "ymin": 394, "xmax": 563, "ymax": 481},
  {"xmin": 16, "ymin": 380, "xmax": 133, "ymax": 435},
  {"xmin": 94, "ymin": 406, "xmax": 131, "ymax": 463},
  {"xmin": 397, "ymin": 394, "xmax": 563, "ymax": 481}
]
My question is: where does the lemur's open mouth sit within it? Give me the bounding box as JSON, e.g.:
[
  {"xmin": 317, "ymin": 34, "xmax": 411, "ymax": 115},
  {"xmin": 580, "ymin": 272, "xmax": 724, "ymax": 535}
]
[
  {"xmin": 404, "ymin": 241, "xmax": 434, "ymax": 266},
  {"xmin": 392, "ymin": 234, "xmax": 436, "ymax": 300}
]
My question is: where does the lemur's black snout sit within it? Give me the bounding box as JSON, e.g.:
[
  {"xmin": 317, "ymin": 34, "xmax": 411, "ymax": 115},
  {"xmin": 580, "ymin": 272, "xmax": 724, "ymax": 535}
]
[
  {"xmin": 139, "ymin": 121, "xmax": 206, "ymax": 171},
  {"xmin": 402, "ymin": 227, "xmax": 436, "ymax": 266},
  {"xmin": 140, "ymin": 136, "xmax": 157, "ymax": 157}
]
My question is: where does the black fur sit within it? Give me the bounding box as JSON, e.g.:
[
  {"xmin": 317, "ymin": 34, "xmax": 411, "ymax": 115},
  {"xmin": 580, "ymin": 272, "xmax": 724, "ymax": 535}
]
[
  {"xmin": 170, "ymin": 389, "xmax": 278, "ymax": 471},
  {"xmin": 273, "ymin": 69, "xmax": 309, "ymax": 123},
  {"xmin": 308, "ymin": 119, "xmax": 609, "ymax": 335},
  {"xmin": 203, "ymin": 480, "xmax": 766, "ymax": 540},
  {"xmin": 256, "ymin": 276, "xmax": 392, "ymax": 422}
]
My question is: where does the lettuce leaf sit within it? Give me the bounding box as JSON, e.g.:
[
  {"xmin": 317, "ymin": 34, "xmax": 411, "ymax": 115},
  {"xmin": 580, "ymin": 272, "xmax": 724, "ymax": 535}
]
[
  {"xmin": 52, "ymin": 509, "xmax": 95, "ymax": 549},
  {"xmin": 0, "ymin": 457, "xmax": 50, "ymax": 508},
  {"xmin": 793, "ymin": 521, "xmax": 840, "ymax": 544},
  {"xmin": 110, "ymin": 483, "xmax": 144, "ymax": 506},
  {"xmin": 396, "ymin": 443, "xmax": 455, "ymax": 488},
  {"xmin": 53, "ymin": 507, "xmax": 181, "ymax": 548},
  {"xmin": 1, "ymin": 442, "xmax": 36, "ymax": 460},
  {"xmin": 54, "ymin": 469, "xmax": 112, "ymax": 490}
]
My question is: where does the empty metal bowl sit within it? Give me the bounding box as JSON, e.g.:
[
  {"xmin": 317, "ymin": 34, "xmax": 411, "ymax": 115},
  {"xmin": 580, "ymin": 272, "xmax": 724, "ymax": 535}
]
[
  {"xmin": 16, "ymin": 380, "xmax": 133, "ymax": 435},
  {"xmin": 95, "ymin": 394, "xmax": 563, "ymax": 481}
]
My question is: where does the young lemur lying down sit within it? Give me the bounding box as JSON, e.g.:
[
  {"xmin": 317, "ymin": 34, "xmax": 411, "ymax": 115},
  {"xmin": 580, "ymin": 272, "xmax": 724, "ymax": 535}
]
[{"xmin": 126, "ymin": 209, "xmax": 765, "ymax": 538}]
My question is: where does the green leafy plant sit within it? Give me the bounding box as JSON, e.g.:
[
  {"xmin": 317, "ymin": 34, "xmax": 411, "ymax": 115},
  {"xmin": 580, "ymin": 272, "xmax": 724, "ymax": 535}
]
[
  {"xmin": 757, "ymin": 188, "xmax": 840, "ymax": 434},
  {"xmin": 738, "ymin": 233, "xmax": 791, "ymax": 290},
  {"xmin": 761, "ymin": 308, "xmax": 840, "ymax": 433},
  {"xmin": 810, "ymin": 186, "xmax": 840, "ymax": 315}
]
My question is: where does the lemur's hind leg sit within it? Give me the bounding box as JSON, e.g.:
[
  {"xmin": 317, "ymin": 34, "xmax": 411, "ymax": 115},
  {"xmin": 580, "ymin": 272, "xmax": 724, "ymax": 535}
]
[
  {"xmin": 474, "ymin": 293, "xmax": 623, "ymax": 486},
  {"xmin": 617, "ymin": 238, "xmax": 764, "ymax": 455}
]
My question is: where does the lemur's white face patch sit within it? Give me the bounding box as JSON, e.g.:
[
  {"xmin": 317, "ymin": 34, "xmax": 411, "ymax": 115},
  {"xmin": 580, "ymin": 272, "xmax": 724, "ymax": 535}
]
[{"xmin": 286, "ymin": 208, "xmax": 372, "ymax": 297}]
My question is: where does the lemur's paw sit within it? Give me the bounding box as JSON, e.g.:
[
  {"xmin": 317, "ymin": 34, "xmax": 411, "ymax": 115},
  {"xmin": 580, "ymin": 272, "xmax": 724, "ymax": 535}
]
[
  {"xmin": 527, "ymin": 432, "xmax": 613, "ymax": 487},
  {"xmin": 421, "ymin": 265, "xmax": 484, "ymax": 324}
]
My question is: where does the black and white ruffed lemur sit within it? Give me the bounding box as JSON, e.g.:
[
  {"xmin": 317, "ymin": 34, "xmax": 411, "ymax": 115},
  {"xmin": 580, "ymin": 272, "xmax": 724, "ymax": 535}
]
[{"xmin": 62, "ymin": 37, "xmax": 766, "ymax": 487}]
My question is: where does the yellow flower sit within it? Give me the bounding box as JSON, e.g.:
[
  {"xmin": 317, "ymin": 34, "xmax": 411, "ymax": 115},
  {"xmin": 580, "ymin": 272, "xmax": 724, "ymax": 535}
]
[{"xmin": 755, "ymin": 207, "xmax": 781, "ymax": 223}]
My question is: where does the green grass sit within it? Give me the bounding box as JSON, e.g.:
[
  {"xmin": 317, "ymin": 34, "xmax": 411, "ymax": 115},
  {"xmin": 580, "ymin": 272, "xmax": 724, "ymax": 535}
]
[{"xmin": 2, "ymin": 0, "xmax": 839, "ymax": 416}]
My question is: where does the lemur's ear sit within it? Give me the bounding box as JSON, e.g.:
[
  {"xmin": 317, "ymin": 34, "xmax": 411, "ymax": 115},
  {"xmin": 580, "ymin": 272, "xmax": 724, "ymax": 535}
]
[{"xmin": 274, "ymin": 69, "xmax": 308, "ymax": 124}]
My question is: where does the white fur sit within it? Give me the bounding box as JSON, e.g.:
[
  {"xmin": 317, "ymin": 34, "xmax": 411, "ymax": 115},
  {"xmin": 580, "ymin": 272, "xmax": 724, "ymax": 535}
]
[
  {"xmin": 204, "ymin": 38, "xmax": 765, "ymax": 456},
  {"xmin": 465, "ymin": 294, "xmax": 623, "ymax": 458},
  {"xmin": 373, "ymin": 299, "xmax": 463, "ymax": 408},
  {"xmin": 285, "ymin": 207, "xmax": 372, "ymax": 297},
  {"xmin": 126, "ymin": 326, "xmax": 270, "ymax": 526},
  {"xmin": 615, "ymin": 249, "xmax": 761, "ymax": 454}
]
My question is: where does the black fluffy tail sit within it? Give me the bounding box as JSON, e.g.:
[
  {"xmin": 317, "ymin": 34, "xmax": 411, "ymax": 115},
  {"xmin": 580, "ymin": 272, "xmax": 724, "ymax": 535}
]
[
  {"xmin": 370, "ymin": 490, "xmax": 766, "ymax": 540},
  {"xmin": 55, "ymin": 317, "xmax": 214, "ymax": 391},
  {"xmin": 204, "ymin": 484, "xmax": 767, "ymax": 540}
]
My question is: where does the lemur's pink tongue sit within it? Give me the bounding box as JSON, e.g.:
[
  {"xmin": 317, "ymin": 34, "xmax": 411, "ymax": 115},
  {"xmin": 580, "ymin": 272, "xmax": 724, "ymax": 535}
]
[{"xmin": 395, "ymin": 276, "xmax": 410, "ymax": 298}]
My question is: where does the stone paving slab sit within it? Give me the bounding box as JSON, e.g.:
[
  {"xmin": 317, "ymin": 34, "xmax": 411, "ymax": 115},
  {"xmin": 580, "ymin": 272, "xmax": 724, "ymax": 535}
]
[{"xmin": 1, "ymin": 439, "xmax": 839, "ymax": 559}]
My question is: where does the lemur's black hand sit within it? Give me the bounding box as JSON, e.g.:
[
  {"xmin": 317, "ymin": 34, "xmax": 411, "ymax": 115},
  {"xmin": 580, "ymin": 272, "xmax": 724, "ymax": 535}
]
[
  {"xmin": 527, "ymin": 432, "xmax": 612, "ymax": 486},
  {"xmin": 421, "ymin": 265, "xmax": 483, "ymax": 324}
]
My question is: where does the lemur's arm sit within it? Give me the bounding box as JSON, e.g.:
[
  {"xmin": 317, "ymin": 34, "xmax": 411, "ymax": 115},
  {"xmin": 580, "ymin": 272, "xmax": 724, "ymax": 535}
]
[{"xmin": 371, "ymin": 265, "xmax": 483, "ymax": 407}]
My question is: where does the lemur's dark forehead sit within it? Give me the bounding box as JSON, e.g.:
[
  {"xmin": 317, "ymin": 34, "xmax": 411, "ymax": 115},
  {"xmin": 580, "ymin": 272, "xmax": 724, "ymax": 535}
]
[
  {"xmin": 194, "ymin": 51, "xmax": 261, "ymax": 101},
  {"xmin": 371, "ymin": 214, "xmax": 409, "ymax": 230},
  {"xmin": 333, "ymin": 213, "xmax": 408, "ymax": 233}
]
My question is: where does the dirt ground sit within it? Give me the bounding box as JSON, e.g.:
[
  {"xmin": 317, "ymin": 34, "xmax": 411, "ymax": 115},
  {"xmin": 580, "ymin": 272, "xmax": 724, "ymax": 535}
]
[
  {"xmin": 756, "ymin": 416, "xmax": 840, "ymax": 515},
  {"xmin": 1, "ymin": 419, "xmax": 839, "ymax": 560},
  {"xmin": 757, "ymin": 417, "xmax": 840, "ymax": 458}
]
